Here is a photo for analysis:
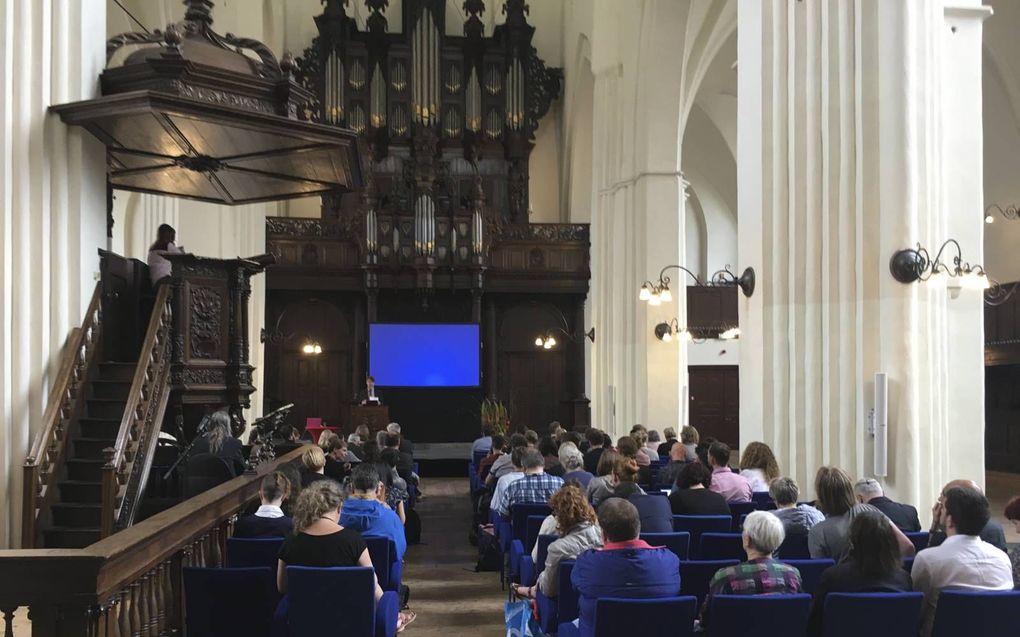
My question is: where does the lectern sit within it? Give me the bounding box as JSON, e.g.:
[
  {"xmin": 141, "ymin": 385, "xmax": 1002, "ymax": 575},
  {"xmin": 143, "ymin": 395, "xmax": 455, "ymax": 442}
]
[{"xmin": 349, "ymin": 405, "xmax": 390, "ymax": 436}]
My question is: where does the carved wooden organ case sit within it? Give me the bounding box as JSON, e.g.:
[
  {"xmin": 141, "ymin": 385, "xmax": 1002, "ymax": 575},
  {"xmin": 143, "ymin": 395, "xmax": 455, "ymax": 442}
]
[{"xmin": 293, "ymin": 0, "xmax": 562, "ymax": 298}]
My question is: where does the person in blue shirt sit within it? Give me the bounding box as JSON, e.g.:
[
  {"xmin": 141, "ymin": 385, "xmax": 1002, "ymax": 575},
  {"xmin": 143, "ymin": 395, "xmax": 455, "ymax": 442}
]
[
  {"xmin": 571, "ymin": 498, "xmax": 681, "ymax": 637},
  {"xmin": 339, "ymin": 463, "xmax": 407, "ymax": 560}
]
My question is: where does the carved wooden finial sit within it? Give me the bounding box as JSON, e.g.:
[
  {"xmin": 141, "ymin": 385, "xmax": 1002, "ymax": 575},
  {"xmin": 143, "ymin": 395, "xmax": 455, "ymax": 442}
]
[{"xmin": 183, "ymin": 0, "xmax": 215, "ymax": 26}]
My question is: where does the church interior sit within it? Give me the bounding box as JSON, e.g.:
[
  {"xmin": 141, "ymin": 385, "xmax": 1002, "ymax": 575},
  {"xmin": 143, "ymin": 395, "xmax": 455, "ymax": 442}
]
[{"xmin": 1, "ymin": 0, "xmax": 1020, "ymax": 635}]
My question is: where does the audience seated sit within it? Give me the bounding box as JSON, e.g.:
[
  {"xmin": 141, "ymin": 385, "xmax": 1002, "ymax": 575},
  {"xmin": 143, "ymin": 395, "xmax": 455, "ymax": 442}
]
[
  {"xmin": 490, "ymin": 447, "xmax": 527, "ymax": 515},
  {"xmin": 386, "ymin": 422, "xmax": 414, "ymax": 457},
  {"xmin": 618, "ymin": 436, "xmax": 650, "ymax": 474},
  {"xmin": 514, "ymin": 484, "xmax": 603, "ymax": 599},
  {"xmin": 488, "ymin": 433, "xmax": 527, "ymax": 485},
  {"xmin": 585, "ymin": 450, "xmax": 622, "ymax": 506},
  {"xmin": 1005, "ymin": 496, "xmax": 1020, "ymax": 587},
  {"xmin": 524, "ymin": 429, "xmax": 540, "ymax": 448},
  {"xmin": 495, "ymin": 448, "xmax": 564, "ymax": 517},
  {"xmin": 233, "ymin": 472, "xmax": 294, "ymax": 538},
  {"xmin": 276, "ymin": 463, "xmax": 303, "ymax": 516},
  {"xmin": 559, "ymin": 442, "xmax": 593, "ymax": 488},
  {"xmin": 737, "ymin": 441, "xmax": 780, "ymax": 493},
  {"xmin": 807, "ymin": 510, "xmax": 912, "ymax": 636},
  {"xmin": 340, "ymin": 464, "xmax": 407, "ymax": 561},
  {"xmin": 472, "ymin": 424, "xmax": 495, "ymax": 458},
  {"xmin": 582, "ymin": 429, "xmax": 606, "ymax": 475},
  {"xmin": 379, "ymin": 448, "xmax": 409, "ymax": 522},
  {"xmin": 668, "ymin": 462, "xmax": 731, "ymax": 516},
  {"xmin": 694, "ymin": 436, "xmax": 716, "ymax": 465},
  {"xmin": 707, "ymin": 442, "xmax": 752, "ymax": 503},
  {"xmin": 189, "ymin": 410, "xmax": 246, "ymax": 477},
  {"xmin": 809, "ymin": 467, "xmax": 914, "ymax": 562},
  {"xmin": 853, "ymin": 477, "xmax": 921, "ymax": 532},
  {"xmin": 276, "ymin": 480, "xmax": 416, "ymax": 630},
  {"xmin": 769, "ymin": 477, "xmax": 824, "ymax": 536},
  {"xmin": 571, "ymin": 499, "xmax": 681, "ymax": 637},
  {"xmin": 912, "ymin": 487, "xmax": 1013, "ymax": 637},
  {"xmin": 679, "ymin": 426, "xmax": 700, "ymax": 462},
  {"xmin": 609, "ymin": 458, "xmax": 671, "ymax": 533},
  {"xmin": 384, "ymin": 432, "xmax": 415, "ymax": 484},
  {"xmin": 656, "ymin": 426, "xmax": 679, "ymax": 458},
  {"xmin": 299, "ymin": 446, "xmax": 335, "ymax": 489},
  {"xmin": 477, "ymin": 434, "xmax": 506, "ymax": 482},
  {"xmin": 540, "ymin": 437, "xmax": 565, "ymax": 477},
  {"xmin": 927, "ymin": 479, "xmax": 1008, "ymax": 552},
  {"xmin": 629, "ymin": 429, "xmax": 653, "ymax": 466},
  {"xmin": 700, "ymin": 510, "xmax": 803, "ymax": 628},
  {"xmin": 656, "ymin": 441, "xmax": 690, "ymax": 488},
  {"xmin": 560, "ymin": 430, "xmax": 584, "ymax": 451},
  {"xmin": 645, "ymin": 430, "xmax": 662, "ymax": 457},
  {"xmin": 323, "ymin": 437, "xmax": 353, "ymax": 483}
]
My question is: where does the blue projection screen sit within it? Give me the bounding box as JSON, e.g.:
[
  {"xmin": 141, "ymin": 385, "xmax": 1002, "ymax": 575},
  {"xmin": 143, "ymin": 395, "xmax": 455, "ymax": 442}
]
[{"xmin": 369, "ymin": 323, "xmax": 480, "ymax": 387}]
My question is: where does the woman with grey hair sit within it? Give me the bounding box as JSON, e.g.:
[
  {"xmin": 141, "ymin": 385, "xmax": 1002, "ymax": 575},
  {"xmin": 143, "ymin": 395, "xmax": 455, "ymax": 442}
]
[
  {"xmin": 188, "ymin": 409, "xmax": 245, "ymax": 476},
  {"xmin": 559, "ymin": 442, "xmax": 593, "ymax": 488},
  {"xmin": 700, "ymin": 511, "xmax": 803, "ymax": 627},
  {"xmin": 769, "ymin": 477, "xmax": 825, "ymax": 536}
]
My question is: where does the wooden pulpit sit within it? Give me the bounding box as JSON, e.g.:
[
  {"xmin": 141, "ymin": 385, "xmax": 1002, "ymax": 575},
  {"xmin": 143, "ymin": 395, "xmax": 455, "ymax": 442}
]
[{"xmin": 349, "ymin": 405, "xmax": 390, "ymax": 435}]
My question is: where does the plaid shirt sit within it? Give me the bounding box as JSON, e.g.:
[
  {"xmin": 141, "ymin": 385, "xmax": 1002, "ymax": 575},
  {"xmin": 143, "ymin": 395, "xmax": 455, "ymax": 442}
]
[
  {"xmin": 495, "ymin": 472, "xmax": 564, "ymax": 516},
  {"xmin": 700, "ymin": 558, "xmax": 802, "ymax": 626}
]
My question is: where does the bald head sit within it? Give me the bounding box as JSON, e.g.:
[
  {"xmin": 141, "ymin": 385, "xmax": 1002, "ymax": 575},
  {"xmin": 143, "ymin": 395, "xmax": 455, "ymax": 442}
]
[{"xmin": 942, "ymin": 479, "xmax": 982, "ymax": 496}]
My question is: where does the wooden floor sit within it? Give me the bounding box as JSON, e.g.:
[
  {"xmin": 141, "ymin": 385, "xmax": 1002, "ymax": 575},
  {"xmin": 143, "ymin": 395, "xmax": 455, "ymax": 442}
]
[{"xmin": 401, "ymin": 477, "xmax": 507, "ymax": 636}]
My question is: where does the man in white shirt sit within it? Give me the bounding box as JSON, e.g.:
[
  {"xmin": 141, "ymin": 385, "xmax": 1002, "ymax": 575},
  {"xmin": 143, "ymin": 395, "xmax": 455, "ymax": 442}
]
[
  {"xmin": 489, "ymin": 447, "xmax": 526, "ymax": 518},
  {"xmin": 912, "ymin": 486, "xmax": 1013, "ymax": 636}
]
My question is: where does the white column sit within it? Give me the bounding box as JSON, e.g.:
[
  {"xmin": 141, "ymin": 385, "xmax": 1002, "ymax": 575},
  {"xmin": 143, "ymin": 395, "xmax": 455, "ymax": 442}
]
[
  {"xmin": 0, "ymin": 0, "xmax": 107, "ymax": 548},
  {"xmin": 738, "ymin": 0, "xmax": 989, "ymax": 514}
]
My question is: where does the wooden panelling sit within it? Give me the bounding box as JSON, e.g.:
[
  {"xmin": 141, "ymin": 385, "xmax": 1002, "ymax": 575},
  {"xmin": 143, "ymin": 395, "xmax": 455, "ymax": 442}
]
[
  {"xmin": 687, "ymin": 286, "xmax": 739, "ymax": 337},
  {"xmin": 688, "ymin": 366, "xmax": 740, "ymax": 448},
  {"xmin": 985, "ymin": 364, "xmax": 1020, "ymax": 473},
  {"xmin": 986, "ymin": 283, "xmax": 1020, "ymax": 365}
]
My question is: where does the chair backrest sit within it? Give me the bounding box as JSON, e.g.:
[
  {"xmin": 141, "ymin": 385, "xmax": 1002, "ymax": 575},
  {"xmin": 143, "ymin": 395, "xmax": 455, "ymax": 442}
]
[
  {"xmin": 776, "ymin": 533, "xmax": 811, "ymax": 560},
  {"xmin": 535, "ymin": 534, "xmax": 557, "ymax": 571},
  {"xmin": 558, "ymin": 560, "xmax": 580, "ymax": 624},
  {"xmin": 728, "ymin": 502, "xmax": 757, "ymax": 530},
  {"xmin": 672, "ymin": 515, "xmax": 731, "ymax": 553},
  {"xmin": 698, "ymin": 532, "xmax": 747, "ymax": 561},
  {"xmin": 594, "ymin": 596, "xmax": 698, "ymax": 637},
  {"xmin": 904, "ymin": 531, "xmax": 929, "ymax": 553},
  {"xmin": 364, "ymin": 536, "xmax": 398, "ymax": 590},
  {"xmin": 932, "ymin": 590, "xmax": 1020, "ymax": 637},
  {"xmin": 708, "ymin": 594, "xmax": 812, "ymax": 636},
  {"xmin": 640, "ymin": 532, "xmax": 691, "ymax": 561},
  {"xmin": 778, "ymin": 559, "xmax": 835, "ymax": 595},
  {"xmin": 902, "ymin": 557, "xmax": 914, "ymax": 573},
  {"xmin": 182, "ymin": 453, "xmax": 235, "ymax": 497},
  {"xmin": 525, "ymin": 515, "xmax": 546, "ymax": 553},
  {"xmin": 823, "ymin": 592, "xmax": 924, "ymax": 637},
  {"xmin": 679, "ymin": 560, "xmax": 740, "ymax": 607},
  {"xmin": 751, "ymin": 491, "xmax": 773, "ymax": 506},
  {"xmin": 285, "ymin": 566, "xmax": 376, "ymax": 637},
  {"xmin": 511, "ymin": 503, "xmax": 551, "ymax": 543},
  {"xmin": 225, "ymin": 537, "xmax": 285, "ymax": 569},
  {"xmin": 473, "ymin": 451, "xmax": 488, "ymax": 466},
  {"xmin": 183, "ymin": 567, "xmax": 276, "ymax": 637}
]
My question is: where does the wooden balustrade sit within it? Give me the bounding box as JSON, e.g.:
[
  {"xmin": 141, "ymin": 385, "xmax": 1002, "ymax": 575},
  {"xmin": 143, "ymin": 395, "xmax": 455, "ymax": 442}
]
[
  {"xmin": 22, "ymin": 284, "xmax": 104, "ymax": 548},
  {"xmin": 0, "ymin": 446, "xmax": 304, "ymax": 637},
  {"xmin": 101, "ymin": 285, "xmax": 173, "ymax": 538}
]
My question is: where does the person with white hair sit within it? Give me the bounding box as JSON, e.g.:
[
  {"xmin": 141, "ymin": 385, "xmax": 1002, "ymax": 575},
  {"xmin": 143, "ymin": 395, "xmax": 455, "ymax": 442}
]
[
  {"xmin": 853, "ymin": 477, "xmax": 921, "ymax": 532},
  {"xmin": 386, "ymin": 422, "xmax": 414, "ymax": 456},
  {"xmin": 559, "ymin": 442, "xmax": 593, "ymax": 488},
  {"xmin": 700, "ymin": 511, "xmax": 804, "ymax": 628}
]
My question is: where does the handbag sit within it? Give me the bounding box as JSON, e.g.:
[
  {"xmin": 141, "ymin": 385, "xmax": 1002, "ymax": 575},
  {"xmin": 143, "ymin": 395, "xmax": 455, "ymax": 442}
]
[{"xmin": 505, "ymin": 599, "xmax": 542, "ymax": 637}]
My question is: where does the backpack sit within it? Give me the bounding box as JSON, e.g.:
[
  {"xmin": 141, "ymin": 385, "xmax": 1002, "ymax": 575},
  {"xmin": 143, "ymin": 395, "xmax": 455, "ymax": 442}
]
[
  {"xmin": 404, "ymin": 508, "xmax": 422, "ymax": 545},
  {"xmin": 475, "ymin": 524, "xmax": 502, "ymax": 572}
]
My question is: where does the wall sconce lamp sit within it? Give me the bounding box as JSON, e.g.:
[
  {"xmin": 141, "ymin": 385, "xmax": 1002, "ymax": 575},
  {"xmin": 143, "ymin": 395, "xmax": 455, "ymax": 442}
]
[
  {"xmin": 300, "ymin": 341, "xmax": 323, "ymax": 355},
  {"xmin": 535, "ymin": 327, "xmax": 596, "ymax": 350},
  {"xmin": 639, "ymin": 265, "xmax": 756, "ymax": 304},
  {"xmin": 654, "ymin": 319, "xmax": 741, "ymax": 343},
  {"xmin": 984, "ymin": 204, "xmax": 1019, "ymax": 224},
  {"xmin": 889, "ymin": 239, "xmax": 989, "ymax": 296}
]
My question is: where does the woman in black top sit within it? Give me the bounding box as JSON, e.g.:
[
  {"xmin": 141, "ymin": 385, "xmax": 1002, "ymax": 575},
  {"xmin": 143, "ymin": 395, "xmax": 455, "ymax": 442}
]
[
  {"xmin": 234, "ymin": 472, "xmax": 294, "ymax": 538},
  {"xmin": 808, "ymin": 510, "xmax": 912, "ymax": 636},
  {"xmin": 189, "ymin": 410, "xmax": 246, "ymax": 476},
  {"xmin": 669, "ymin": 462, "xmax": 731, "ymax": 515}
]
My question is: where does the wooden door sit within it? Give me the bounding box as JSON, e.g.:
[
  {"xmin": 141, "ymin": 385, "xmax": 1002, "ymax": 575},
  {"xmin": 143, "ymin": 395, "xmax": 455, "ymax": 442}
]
[
  {"xmin": 502, "ymin": 352, "xmax": 566, "ymax": 431},
  {"xmin": 688, "ymin": 366, "xmax": 739, "ymax": 447},
  {"xmin": 278, "ymin": 350, "xmax": 349, "ymax": 432},
  {"xmin": 986, "ymin": 364, "xmax": 1020, "ymax": 473}
]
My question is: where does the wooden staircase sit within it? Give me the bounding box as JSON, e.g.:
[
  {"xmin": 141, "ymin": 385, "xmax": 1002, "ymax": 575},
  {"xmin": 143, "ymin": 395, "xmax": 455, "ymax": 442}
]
[{"xmin": 44, "ymin": 362, "xmax": 136, "ymax": 548}]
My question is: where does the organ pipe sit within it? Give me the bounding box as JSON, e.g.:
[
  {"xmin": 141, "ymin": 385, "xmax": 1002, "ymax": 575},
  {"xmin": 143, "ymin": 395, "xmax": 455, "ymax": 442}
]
[
  {"xmin": 366, "ymin": 208, "xmax": 378, "ymax": 255},
  {"xmin": 466, "ymin": 69, "xmax": 481, "ymax": 131},
  {"xmin": 471, "ymin": 209, "xmax": 484, "ymax": 255},
  {"xmin": 370, "ymin": 62, "xmax": 386, "ymax": 127},
  {"xmin": 506, "ymin": 58, "xmax": 524, "ymax": 130},
  {"xmin": 414, "ymin": 194, "xmax": 436, "ymax": 256},
  {"xmin": 411, "ymin": 10, "xmax": 440, "ymax": 126},
  {"xmin": 325, "ymin": 49, "xmax": 345, "ymax": 124}
]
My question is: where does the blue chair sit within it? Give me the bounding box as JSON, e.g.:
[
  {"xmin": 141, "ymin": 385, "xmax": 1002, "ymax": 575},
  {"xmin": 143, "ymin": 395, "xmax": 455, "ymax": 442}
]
[
  {"xmin": 729, "ymin": 502, "xmax": 757, "ymax": 531},
  {"xmin": 903, "ymin": 557, "xmax": 915, "ymax": 573},
  {"xmin": 473, "ymin": 450, "xmax": 488, "ymax": 466},
  {"xmin": 672, "ymin": 515, "xmax": 731, "ymax": 556},
  {"xmin": 932, "ymin": 590, "xmax": 1020, "ymax": 637},
  {"xmin": 278, "ymin": 566, "xmax": 398, "ymax": 637},
  {"xmin": 640, "ymin": 532, "xmax": 691, "ymax": 561},
  {"xmin": 751, "ymin": 491, "xmax": 773, "ymax": 507},
  {"xmin": 699, "ymin": 532, "xmax": 746, "ymax": 561},
  {"xmin": 183, "ymin": 567, "xmax": 276, "ymax": 637},
  {"xmin": 364, "ymin": 536, "xmax": 402, "ymax": 591},
  {"xmin": 536, "ymin": 559, "xmax": 578, "ymax": 635},
  {"xmin": 679, "ymin": 560, "xmax": 739, "ymax": 608},
  {"xmin": 518, "ymin": 534, "xmax": 557, "ymax": 587},
  {"xmin": 708, "ymin": 594, "xmax": 811, "ymax": 636},
  {"xmin": 904, "ymin": 531, "xmax": 929, "ymax": 553},
  {"xmin": 509, "ymin": 515, "xmax": 548, "ymax": 585},
  {"xmin": 225, "ymin": 537, "xmax": 285, "ymax": 569},
  {"xmin": 557, "ymin": 596, "xmax": 698, "ymax": 637},
  {"xmin": 823, "ymin": 592, "xmax": 924, "ymax": 637},
  {"xmin": 779, "ymin": 559, "xmax": 834, "ymax": 594},
  {"xmin": 511, "ymin": 504, "xmax": 552, "ymax": 543},
  {"xmin": 776, "ymin": 533, "xmax": 811, "ymax": 559}
]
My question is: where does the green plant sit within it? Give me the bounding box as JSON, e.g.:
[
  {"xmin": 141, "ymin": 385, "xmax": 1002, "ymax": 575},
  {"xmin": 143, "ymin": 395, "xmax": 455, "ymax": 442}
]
[{"xmin": 480, "ymin": 398, "xmax": 510, "ymax": 436}]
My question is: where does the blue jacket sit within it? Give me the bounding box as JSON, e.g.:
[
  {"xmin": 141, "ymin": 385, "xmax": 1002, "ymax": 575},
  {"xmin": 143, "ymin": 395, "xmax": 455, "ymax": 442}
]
[
  {"xmin": 340, "ymin": 497, "xmax": 407, "ymax": 560},
  {"xmin": 571, "ymin": 542, "xmax": 681, "ymax": 637}
]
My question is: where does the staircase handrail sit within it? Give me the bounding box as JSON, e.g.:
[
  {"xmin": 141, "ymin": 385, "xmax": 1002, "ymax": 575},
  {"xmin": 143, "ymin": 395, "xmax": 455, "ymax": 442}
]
[
  {"xmin": 100, "ymin": 284, "xmax": 173, "ymax": 538},
  {"xmin": 22, "ymin": 283, "xmax": 104, "ymax": 548}
]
